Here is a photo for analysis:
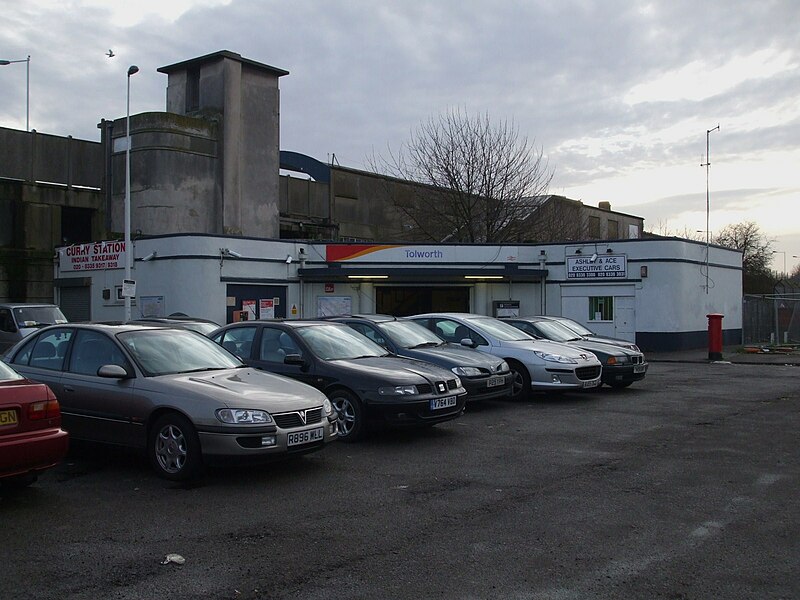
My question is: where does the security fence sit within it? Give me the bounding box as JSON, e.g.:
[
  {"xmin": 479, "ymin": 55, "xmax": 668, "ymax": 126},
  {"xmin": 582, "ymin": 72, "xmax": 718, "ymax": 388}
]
[{"xmin": 743, "ymin": 292, "xmax": 800, "ymax": 345}]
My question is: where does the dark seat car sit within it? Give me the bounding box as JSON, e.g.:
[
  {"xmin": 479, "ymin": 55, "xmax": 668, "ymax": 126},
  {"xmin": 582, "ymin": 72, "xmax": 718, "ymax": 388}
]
[
  {"xmin": 0, "ymin": 361, "xmax": 69, "ymax": 488},
  {"xmin": 328, "ymin": 314, "xmax": 512, "ymax": 402},
  {"xmin": 210, "ymin": 320, "xmax": 468, "ymax": 442},
  {"xmin": 4, "ymin": 323, "xmax": 337, "ymax": 480},
  {"xmin": 502, "ymin": 316, "xmax": 647, "ymax": 388}
]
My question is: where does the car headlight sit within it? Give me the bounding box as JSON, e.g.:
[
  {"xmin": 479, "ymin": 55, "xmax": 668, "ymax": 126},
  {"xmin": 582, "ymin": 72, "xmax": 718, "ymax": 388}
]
[
  {"xmin": 532, "ymin": 350, "xmax": 577, "ymax": 364},
  {"xmin": 378, "ymin": 385, "xmax": 419, "ymax": 396},
  {"xmin": 607, "ymin": 355, "xmax": 628, "ymax": 365},
  {"xmin": 497, "ymin": 361, "xmax": 509, "ymax": 373},
  {"xmin": 452, "ymin": 366, "xmax": 482, "ymax": 377},
  {"xmin": 323, "ymin": 398, "xmax": 334, "ymax": 416},
  {"xmin": 216, "ymin": 408, "xmax": 273, "ymax": 424}
]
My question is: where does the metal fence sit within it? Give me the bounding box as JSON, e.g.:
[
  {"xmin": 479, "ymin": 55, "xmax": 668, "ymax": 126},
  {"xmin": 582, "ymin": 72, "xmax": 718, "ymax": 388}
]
[{"xmin": 743, "ymin": 292, "xmax": 800, "ymax": 345}]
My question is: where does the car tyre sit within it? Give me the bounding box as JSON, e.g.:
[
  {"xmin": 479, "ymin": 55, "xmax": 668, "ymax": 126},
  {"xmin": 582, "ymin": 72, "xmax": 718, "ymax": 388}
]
[
  {"xmin": 149, "ymin": 412, "xmax": 203, "ymax": 481},
  {"xmin": 507, "ymin": 360, "xmax": 531, "ymax": 401},
  {"xmin": 329, "ymin": 389, "xmax": 365, "ymax": 442}
]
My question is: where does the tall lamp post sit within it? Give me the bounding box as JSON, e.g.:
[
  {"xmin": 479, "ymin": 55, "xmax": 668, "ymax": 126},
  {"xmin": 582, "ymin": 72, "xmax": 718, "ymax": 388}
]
[
  {"xmin": 701, "ymin": 124, "xmax": 720, "ymax": 294},
  {"xmin": 124, "ymin": 65, "xmax": 139, "ymax": 322},
  {"xmin": 0, "ymin": 55, "xmax": 30, "ymax": 131},
  {"xmin": 773, "ymin": 251, "xmax": 786, "ymax": 278}
]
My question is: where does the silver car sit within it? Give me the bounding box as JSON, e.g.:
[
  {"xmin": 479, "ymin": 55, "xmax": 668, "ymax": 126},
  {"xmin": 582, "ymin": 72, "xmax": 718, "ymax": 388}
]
[
  {"xmin": 410, "ymin": 313, "xmax": 602, "ymax": 399},
  {"xmin": 3, "ymin": 323, "xmax": 338, "ymax": 480},
  {"xmin": 0, "ymin": 303, "xmax": 69, "ymax": 354}
]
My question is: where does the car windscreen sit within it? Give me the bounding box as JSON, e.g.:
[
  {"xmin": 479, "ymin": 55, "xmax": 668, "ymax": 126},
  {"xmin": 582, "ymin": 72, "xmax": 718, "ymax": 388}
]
[
  {"xmin": 530, "ymin": 320, "xmax": 583, "ymax": 342},
  {"xmin": 118, "ymin": 329, "xmax": 242, "ymax": 376},
  {"xmin": 553, "ymin": 317, "xmax": 594, "ymax": 337},
  {"xmin": 0, "ymin": 360, "xmax": 24, "ymax": 382},
  {"xmin": 464, "ymin": 317, "xmax": 534, "ymax": 341},
  {"xmin": 13, "ymin": 306, "xmax": 68, "ymax": 327},
  {"xmin": 296, "ymin": 324, "xmax": 388, "ymax": 360},
  {"xmin": 180, "ymin": 322, "xmax": 220, "ymax": 336},
  {"xmin": 378, "ymin": 320, "xmax": 443, "ymax": 348}
]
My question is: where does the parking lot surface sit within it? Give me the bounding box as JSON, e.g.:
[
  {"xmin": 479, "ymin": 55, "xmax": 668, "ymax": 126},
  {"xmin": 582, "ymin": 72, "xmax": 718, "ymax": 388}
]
[{"xmin": 3, "ymin": 361, "xmax": 799, "ymax": 599}]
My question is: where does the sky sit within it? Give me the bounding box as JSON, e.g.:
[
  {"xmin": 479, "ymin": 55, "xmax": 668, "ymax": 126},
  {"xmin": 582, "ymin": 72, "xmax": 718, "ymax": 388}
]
[{"xmin": 2, "ymin": 0, "xmax": 799, "ymax": 273}]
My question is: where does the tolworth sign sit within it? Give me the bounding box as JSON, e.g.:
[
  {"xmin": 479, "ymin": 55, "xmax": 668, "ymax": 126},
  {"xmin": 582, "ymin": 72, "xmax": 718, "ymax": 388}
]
[
  {"xmin": 566, "ymin": 254, "xmax": 627, "ymax": 279},
  {"xmin": 59, "ymin": 241, "xmax": 128, "ymax": 272}
]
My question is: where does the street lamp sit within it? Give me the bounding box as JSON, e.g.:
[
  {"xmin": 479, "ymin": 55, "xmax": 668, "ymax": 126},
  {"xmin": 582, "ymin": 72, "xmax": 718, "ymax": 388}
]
[
  {"xmin": 700, "ymin": 124, "xmax": 720, "ymax": 294},
  {"xmin": 124, "ymin": 65, "xmax": 139, "ymax": 322},
  {"xmin": 0, "ymin": 55, "xmax": 30, "ymax": 131}
]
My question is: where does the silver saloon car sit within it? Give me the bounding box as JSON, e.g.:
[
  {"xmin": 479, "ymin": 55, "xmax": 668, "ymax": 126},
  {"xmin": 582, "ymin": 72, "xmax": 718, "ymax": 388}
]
[
  {"xmin": 3, "ymin": 323, "xmax": 337, "ymax": 480},
  {"xmin": 409, "ymin": 313, "xmax": 602, "ymax": 399}
]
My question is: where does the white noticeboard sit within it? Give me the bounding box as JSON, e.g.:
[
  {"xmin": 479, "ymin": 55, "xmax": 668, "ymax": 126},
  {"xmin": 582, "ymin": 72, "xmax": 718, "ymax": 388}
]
[
  {"xmin": 317, "ymin": 296, "xmax": 352, "ymax": 317},
  {"xmin": 121, "ymin": 279, "xmax": 136, "ymax": 298},
  {"xmin": 259, "ymin": 299, "xmax": 275, "ymax": 319}
]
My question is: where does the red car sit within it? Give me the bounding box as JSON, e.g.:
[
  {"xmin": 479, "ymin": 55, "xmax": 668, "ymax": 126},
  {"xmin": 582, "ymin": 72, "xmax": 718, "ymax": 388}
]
[{"xmin": 0, "ymin": 360, "xmax": 68, "ymax": 487}]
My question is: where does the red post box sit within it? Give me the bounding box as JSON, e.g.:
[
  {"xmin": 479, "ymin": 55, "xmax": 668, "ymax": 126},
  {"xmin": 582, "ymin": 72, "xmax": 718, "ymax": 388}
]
[{"xmin": 707, "ymin": 313, "xmax": 724, "ymax": 361}]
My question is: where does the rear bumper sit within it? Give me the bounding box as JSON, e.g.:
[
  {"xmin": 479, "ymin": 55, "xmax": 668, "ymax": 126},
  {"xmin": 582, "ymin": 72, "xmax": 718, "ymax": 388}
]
[{"xmin": 0, "ymin": 427, "xmax": 69, "ymax": 480}]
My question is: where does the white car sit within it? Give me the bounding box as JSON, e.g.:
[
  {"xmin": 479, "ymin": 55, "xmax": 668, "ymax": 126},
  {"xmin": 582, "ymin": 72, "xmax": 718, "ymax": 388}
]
[{"xmin": 410, "ymin": 313, "xmax": 602, "ymax": 399}]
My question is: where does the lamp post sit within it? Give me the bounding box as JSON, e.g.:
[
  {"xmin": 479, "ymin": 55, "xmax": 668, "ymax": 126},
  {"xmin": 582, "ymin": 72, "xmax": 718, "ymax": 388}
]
[
  {"xmin": 773, "ymin": 251, "xmax": 786, "ymax": 278},
  {"xmin": 124, "ymin": 65, "xmax": 139, "ymax": 322},
  {"xmin": 0, "ymin": 55, "xmax": 30, "ymax": 131},
  {"xmin": 700, "ymin": 124, "xmax": 720, "ymax": 294}
]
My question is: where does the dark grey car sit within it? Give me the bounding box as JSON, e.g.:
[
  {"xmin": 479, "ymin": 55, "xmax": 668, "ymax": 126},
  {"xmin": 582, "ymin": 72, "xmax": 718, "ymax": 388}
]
[
  {"xmin": 329, "ymin": 315, "xmax": 513, "ymax": 402},
  {"xmin": 3, "ymin": 323, "xmax": 337, "ymax": 480}
]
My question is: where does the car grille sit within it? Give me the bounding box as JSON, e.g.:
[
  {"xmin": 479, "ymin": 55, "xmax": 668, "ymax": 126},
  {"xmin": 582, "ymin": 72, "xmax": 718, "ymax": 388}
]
[
  {"xmin": 631, "ymin": 354, "xmax": 644, "ymax": 365},
  {"xmin": 272, "ymin": 407, "xmax": 323, "ymax": 429},
  {"xmin": 575, "ymin": 366, "xmax": 601, "ymax": 381},
  {"xmin": 416, "ymin": 379, "xmax": 458, "ymax": 395}
]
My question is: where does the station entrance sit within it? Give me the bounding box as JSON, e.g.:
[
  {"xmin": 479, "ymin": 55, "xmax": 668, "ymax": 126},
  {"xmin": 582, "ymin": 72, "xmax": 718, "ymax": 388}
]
[{"xmin": 376, "ymin": 286, "xmax": 470, "ymax": 316}]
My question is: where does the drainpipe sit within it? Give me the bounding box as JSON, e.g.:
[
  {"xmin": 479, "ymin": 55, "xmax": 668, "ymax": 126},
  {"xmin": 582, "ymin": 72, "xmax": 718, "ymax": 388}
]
[{"xmin": 539, "ymin": 250, "xmax": 547, "ymax": 314}]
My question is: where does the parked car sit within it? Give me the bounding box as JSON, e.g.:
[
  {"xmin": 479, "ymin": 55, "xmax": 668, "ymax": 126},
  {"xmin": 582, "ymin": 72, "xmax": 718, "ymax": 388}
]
[
  {"xmin": 0, "ymin": 360, "xmax": 69, "ymax": 488},
  {"xmin": 210, "ymin": 320, "xmax": 468, "ymax": 442},
  {"xmin": 535, "ymin": 315, "xmax": 643, "ymax": 352},
  {"xmin": 0, "ymin": 303, "xmax": 69, "ymax": 354},
  {"xmin": 3, "ymin": 323, "xmax": 337, "ymax": 480},
  {"xmin": 409, "ymin": 313, "xmax": 602, "ymax": 400},
  {"xmin": 129, "ymin": 316, "xmax": 221, "ymax": 336},
  {"xmin": 327, "ymin": 314, "xmax": 513, "ymax": 402},
  {"xmin": 501, "ymin": 316, "xmax": 648, "ymax": 388}
]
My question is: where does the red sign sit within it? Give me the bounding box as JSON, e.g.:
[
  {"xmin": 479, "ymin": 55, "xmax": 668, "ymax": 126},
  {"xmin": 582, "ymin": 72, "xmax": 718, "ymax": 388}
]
[
  {"xmin": 59, "ymin": 241, "xmax": 127, "ymax": 272},
  {"xmin": 325, "ymin": 283, "xmax": 335, "ymax": 293}
]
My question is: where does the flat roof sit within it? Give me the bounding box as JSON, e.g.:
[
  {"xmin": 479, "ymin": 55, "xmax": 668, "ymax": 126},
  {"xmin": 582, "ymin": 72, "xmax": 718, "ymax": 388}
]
[{"xmin": 158, "ymin": 50, "xmax": 289, "ymax": 77}]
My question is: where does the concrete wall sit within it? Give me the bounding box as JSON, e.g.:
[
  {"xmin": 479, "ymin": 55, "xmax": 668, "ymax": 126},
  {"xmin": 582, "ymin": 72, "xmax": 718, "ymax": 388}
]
[{"xmin": 107, "ymin": 112, "xmax": 220, "ymax": 237}]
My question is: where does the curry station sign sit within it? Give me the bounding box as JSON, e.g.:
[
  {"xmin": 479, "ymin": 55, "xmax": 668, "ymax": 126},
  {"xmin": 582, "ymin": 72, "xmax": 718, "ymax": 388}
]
[
  {"xmin": 566, "ymin": 254, "xmax": 627, "ymax": 279},
  {"xmin": 59, "ymin": 241, "xmax": 127, "ymax": 272}
]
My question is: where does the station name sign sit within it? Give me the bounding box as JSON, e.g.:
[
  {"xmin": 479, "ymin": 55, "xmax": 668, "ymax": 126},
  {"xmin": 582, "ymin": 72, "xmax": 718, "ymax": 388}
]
[
  {"xmin": 566, "ymin": 254, "xmax": 626, "ymax": 279},
  {"xmin": 59, "ymin": 241, "xmax": 127, "ymax": 272}
]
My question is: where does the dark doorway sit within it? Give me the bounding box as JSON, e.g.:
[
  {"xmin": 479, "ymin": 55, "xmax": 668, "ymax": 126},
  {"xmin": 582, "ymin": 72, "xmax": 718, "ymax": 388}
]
[
  {"xmin": 61, "ymin": 206, "xmax": 94, "ymax": 245},
  {"xmin": 376, "ymin": 286, "xmax": 470, "ymax": 316}
]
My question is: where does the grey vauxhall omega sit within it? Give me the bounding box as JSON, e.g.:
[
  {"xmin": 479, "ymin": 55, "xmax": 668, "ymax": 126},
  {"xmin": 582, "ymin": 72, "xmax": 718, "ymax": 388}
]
[{"xmin": 3, "ymin": 323, "xmax": 338, "ymax": 480}]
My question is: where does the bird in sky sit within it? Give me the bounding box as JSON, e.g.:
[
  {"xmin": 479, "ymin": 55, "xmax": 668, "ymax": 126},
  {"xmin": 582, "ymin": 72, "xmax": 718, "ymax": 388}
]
[{"xmin": 106, "ymin": 49, "xmax": 115, "ymax": 58}]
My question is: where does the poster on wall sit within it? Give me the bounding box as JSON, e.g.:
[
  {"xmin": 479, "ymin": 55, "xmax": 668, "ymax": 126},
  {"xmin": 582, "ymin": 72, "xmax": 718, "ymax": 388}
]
[
  {"xmin": 259, "ymin": 299, "xmax": 275, "ymax": 319},
  {"xmin": 242, "ymin": 300, "xmax": 257, "ymax": 321},
  {"xmin": 317, "ymin": 296, "xmax": 352, "ymax": 317},
  {"xmin": 140, "ymin": 296, "xmax": 165, "ymax": 318}
]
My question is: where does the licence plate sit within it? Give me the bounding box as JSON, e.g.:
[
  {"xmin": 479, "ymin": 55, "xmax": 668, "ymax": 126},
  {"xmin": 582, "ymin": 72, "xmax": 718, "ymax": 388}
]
[
  {"xmin": 582, "ymin": 379, "xmax": 601, "ymax": 389},
  {"xmin": 487, "ymin": 376, "xmax": 505, "ymax": 388},
  {"xmin": 0, "ymin": 409, "xmax": 18, "ymax": 426},
  {"xmin": 430, "ymin": 396, "xmax": 457, "ymax": 410},
  {"xmin": 287, "ymin": 427, "xmax": 324, "ymax": 446},
  {"xmin": 633, "ymin": 364, "xmax": 646, "ymax": 373}
]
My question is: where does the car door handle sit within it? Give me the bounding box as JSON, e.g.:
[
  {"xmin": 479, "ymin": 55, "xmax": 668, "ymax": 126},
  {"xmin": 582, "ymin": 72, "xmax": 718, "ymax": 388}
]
[{"xmin": 63, "ymin": 385, "xmax": 75, "ymax": 392}]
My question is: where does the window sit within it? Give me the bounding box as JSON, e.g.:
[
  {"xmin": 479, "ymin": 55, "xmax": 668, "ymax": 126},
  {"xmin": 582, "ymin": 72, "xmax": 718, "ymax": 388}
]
[
  {"xmin": 18, "ymin": 329, "xmax": 74, "ymax": 371},
  {"xmin": 0, "ymin": 309, "xmax": 14, "ymax": 333},
  {"xmin": 348, "ymin": 323, "xmax": 386, "ymax": 347},
  {"xmin": 588, "ymin": 216, "xmax": 601, "ymax": 238},
  {"xmin": 607, "ymin": 219, "xmax": 619, "ymax": 239},
  {"xmin": 68, "ymin": 330, "xmax": 130, "ymax": 376},
  {"xmin": 589, "ymin": 297, "xmax": 613, "ymax": 321},
  {"xmin": 219, "ymin": 327, "xmax": 256, "ymax": 359}
]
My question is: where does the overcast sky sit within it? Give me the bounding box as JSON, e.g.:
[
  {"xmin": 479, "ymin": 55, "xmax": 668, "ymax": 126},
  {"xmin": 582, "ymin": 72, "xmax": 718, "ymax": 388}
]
[{"xmin": 2, "ymin": 0, "xmax": 799, "ymax": 272}]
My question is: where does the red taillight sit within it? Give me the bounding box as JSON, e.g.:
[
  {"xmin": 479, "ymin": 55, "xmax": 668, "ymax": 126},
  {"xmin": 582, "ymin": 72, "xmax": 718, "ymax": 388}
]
[{"xmin": 29, "ymin": 399, "xmax": 61, "ymax": 420}]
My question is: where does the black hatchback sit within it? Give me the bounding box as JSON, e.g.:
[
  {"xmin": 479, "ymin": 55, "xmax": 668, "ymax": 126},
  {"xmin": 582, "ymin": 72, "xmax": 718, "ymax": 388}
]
[
  {"xmin": 329, "ymin": 315, "xmax": 513, "ymax": 402},
  {"xmin": 210, "ymin": 321, "xmax": 467, "ymax": 441}
]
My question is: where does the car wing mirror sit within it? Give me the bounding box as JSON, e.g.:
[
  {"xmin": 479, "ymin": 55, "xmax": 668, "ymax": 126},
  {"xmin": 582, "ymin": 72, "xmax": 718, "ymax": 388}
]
[
  {"xmin": 97, "ymin": 364, "xmax": 130, "ymax": 379},
  {"xmin": 460, "ymin": 337, "xmax": 476, "ymax": 348},
  {"xmin": 284, "ymin": 353, "xmax": 305, "ymax": 366}
]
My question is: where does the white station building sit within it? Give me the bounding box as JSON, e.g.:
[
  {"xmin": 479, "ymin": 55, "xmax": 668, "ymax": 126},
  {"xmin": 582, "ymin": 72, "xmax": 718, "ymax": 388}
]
[{"xmin": 54, "ymin": 234, "xmax": 742, "ymax": 352}]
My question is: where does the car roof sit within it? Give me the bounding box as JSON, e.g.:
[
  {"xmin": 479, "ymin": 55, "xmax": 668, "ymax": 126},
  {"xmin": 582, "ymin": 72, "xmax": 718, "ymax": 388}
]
[
  {"xmin": 0, "ymin": 303, "xmax": 60, "ymax": 309},
  {"xmin": 221, "ymin": 319, "xmax": 349, "ymax": 328},
  {"xmin": 324, "ymin": 314, "xmax": 398, "ymax": 323}
]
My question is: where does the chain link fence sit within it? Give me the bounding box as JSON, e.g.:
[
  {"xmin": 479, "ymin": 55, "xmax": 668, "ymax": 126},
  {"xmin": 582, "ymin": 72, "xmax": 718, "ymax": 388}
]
[{"xmin": 743, "ymin": 287, "xmax": 800, "ymax": 345}]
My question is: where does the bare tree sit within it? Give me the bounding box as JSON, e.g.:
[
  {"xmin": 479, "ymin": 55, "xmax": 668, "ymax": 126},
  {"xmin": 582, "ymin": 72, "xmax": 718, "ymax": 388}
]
[
  {"xmin": 372, "ymin": 109, "xmax": 553, "ymax": 243},
  {"xmin": 714, "ymin": 221, "xmax": 775, "ymax": 293}
]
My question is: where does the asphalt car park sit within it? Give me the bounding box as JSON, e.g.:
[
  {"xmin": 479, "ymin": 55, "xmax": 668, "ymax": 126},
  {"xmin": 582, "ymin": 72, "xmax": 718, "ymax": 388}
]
[{"xmin": 2, "ymin": 360, "xmax": 798, "ymax": 599}]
